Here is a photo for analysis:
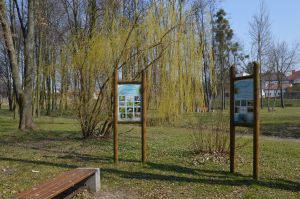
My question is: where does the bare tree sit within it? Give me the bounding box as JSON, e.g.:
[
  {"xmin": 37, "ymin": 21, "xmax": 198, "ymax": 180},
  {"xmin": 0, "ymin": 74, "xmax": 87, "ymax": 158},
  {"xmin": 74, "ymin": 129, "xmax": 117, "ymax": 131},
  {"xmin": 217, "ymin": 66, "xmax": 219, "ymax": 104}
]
[
  {"xmin": 193, "ymin": 0, "xmax": 217, "ymax": 112},
  {"xmin": 0, "ymin": 41, "xmax": 14, "ymax": 110},
  {"xmin": 249, "ymin": 0, "xmax": 271, "ymax": 108},
  {"xmin": 269, "ymin": 41, "xmax": 299, "ymax": 108},
  {"xmin": 0, "ymin": 0, "xmax": 35, "ymax": 130}
]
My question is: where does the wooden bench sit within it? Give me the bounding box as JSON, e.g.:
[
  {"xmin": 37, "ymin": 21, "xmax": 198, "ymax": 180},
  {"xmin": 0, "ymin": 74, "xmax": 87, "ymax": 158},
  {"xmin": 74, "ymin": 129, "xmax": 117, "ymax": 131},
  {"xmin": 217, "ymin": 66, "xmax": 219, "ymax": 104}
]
[{"xmin": 16, "ymin": 168, "xmax": 100, "ymax": 199}]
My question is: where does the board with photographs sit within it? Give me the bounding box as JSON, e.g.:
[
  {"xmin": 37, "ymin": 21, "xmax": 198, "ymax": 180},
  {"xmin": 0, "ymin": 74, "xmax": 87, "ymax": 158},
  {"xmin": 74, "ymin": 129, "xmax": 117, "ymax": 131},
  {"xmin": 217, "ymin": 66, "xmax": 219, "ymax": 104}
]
[
  {"xmin": 234, "ymin": 79, "xmax": 254, "ymax": 126},
  {"xmin": 118, "ymin": 84, "xmax": 142, "ymax": 122}
]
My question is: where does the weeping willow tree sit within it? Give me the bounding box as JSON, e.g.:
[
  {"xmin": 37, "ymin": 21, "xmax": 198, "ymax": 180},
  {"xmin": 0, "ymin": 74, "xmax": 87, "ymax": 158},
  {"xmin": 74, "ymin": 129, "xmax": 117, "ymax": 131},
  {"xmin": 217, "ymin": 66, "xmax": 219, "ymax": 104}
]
[
  {"xmin": 64, "ymin": 0, "xmax": 210, "ymax": 138},
  {"xmin": 145, "ymin": 1, "xmax": 205, "ymax": 123},
  {"xmin": 69, "ymin": 9, "xmax": 140, "ymax": 138}
]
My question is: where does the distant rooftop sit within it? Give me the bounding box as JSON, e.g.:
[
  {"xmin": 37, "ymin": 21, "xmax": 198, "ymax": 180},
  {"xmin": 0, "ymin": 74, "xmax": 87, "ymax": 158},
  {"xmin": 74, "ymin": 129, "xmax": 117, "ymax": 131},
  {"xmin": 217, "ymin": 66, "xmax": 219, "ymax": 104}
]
[{"xmin": 288, "ymin": 70, "xmax": 300, "ymax": 81}]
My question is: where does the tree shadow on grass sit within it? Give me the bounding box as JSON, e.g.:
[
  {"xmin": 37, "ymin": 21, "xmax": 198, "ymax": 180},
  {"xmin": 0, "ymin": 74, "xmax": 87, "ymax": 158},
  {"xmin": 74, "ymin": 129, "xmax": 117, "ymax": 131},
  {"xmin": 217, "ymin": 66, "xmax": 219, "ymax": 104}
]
[
  {"xmin": 104, "ymin": 162, "xmax": 300, "ymax": 193},
  {"xmin": 0, "ymin": 154, "xmax": 142, "ymax": 170},
  {"xmin": 57, "ymin": 153, "xmax": 113, "ymax": 163},
  {"xmin": 239, "ymin": 124, "xmax": 300, "ymax": 139},
  {"xmin": 1, "ymin": 155, "xmax": 299, "ymax": 193},
  {"xmin": 145, "ymin": 162, "xmax": 241, "ymax": 179},
  {"xmin": 0, "ymin": 128, "xmax": 113, "ymax": 147},
  {"xmin": 262, "ymin": 124, "xmax": 300, "ymax": 139},
  {"xmin": 0, "ymin": 157, "xmax": 78, "ymax": 169}
]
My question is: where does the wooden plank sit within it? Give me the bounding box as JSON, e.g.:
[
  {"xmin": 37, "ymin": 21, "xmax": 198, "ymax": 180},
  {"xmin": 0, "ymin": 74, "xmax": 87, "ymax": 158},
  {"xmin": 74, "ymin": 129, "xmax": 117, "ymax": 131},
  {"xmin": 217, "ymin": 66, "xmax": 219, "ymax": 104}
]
[
  {"xmin": 230, "ymin": 65, "xmax": 235, "ymax": 173},
  {"xmin": 118, "ymin": 81, "xmax": 142, "ymax": 84},
  {"xmin": 234, "ymin": 75, "xmax": 254, "ymax": 81},
  {"xmin": 114, "ymin": 68, "xmax": 119, "ymax": 163},
  {"xmin": 17, "ymin": 171, "xmax": 87, "ymax": 198},
  {"xmin": 17, "ymin": 170, "xmax": 80, "ymax": 198},
  {"xmin": 37, "ymin": 172, "xmax": 94, "ymax": 199},
  {"xmin": 253, "ymin": 62, "xmax": 260, "ymax": 180},
  {"xmin": 36, "ymin": 170, "xmax": 95, "ymax": 198},
  {"xmin": 142, "ymin": 70, "xmax": 147, "ymax": 163},
  {"xmin": 17, "ymin": 170, "xmax": 85, "ymax": 195},
  {"xmin": 18, "ymin": 171, "xmax": 94, "ymax": 199},
  {"xmin": 16, "ymin": 169, "xmax": 96, "ymax": 199}
]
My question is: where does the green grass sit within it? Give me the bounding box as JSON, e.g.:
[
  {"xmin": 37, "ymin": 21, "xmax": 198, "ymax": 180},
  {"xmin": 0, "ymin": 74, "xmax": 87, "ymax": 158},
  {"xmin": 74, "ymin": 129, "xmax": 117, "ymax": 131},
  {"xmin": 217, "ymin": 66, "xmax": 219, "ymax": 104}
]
[
  {"xmin": 149, "ymin": 107, "xmax": 300, "ymax": 138},
  {"xmin": 260, "ymin": 107, "xmax": 300, "ymax": 138},
  {"xmin": 213, "ymin": 98, "xmax": 300, "ymax": 109},
  {"xmin": 0, "ymin": 107, "xmax": 299, "ymax": 198}
]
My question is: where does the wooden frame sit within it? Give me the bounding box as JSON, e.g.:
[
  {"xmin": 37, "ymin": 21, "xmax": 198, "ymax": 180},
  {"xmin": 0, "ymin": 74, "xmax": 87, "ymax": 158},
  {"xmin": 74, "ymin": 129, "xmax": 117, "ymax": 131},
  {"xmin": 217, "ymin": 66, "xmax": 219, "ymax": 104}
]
[
  {"xmin": 113, "ymin": 69, "xmax": 147, "ymax": 163},
  {"xmin": 118, "ymin": 81, "xmax": 142, "ymax": 84},
  {"xmin": 230, "ymin": 62, "xmax": 260, "ymax": 179}
]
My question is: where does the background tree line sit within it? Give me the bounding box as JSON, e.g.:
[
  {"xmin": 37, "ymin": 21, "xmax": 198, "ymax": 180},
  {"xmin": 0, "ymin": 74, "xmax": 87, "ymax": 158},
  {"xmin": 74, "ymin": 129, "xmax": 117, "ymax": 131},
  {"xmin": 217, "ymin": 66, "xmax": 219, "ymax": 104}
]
[
  {"xmin": 0, "ymin": 0, "xmax": 298, "ymax": 137},
  {"xmin": 249, "ymin": 1, "xmax": 299, "ymax": 111}
]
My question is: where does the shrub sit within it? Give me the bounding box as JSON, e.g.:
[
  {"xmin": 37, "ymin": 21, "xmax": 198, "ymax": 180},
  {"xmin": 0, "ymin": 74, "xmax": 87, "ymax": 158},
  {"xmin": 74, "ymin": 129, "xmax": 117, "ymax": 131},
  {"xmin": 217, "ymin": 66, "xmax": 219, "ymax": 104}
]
[{"xmin": 191, "ymin": 111, "xmax": 229, "ymax": 154}]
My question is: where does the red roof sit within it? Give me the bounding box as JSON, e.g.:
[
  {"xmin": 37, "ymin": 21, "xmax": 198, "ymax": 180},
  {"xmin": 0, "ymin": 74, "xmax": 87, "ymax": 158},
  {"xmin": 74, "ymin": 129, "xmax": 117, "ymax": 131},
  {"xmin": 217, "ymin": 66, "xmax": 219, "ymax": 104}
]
[{"xmin": 288, "ymin": 70, "xmax": 300, "ymax": 81}]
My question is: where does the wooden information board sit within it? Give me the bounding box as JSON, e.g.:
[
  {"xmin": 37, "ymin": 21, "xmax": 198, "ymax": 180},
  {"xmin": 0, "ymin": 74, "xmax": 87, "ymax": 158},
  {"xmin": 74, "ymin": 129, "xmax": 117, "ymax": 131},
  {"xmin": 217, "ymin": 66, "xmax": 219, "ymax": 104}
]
[
  {"xmin": 113, "ymin": 69, "xmax": 147, "ymax": 163},
  {"xmin": 230, "ymin": 62, "xmax": 260, "ymax": 179}
]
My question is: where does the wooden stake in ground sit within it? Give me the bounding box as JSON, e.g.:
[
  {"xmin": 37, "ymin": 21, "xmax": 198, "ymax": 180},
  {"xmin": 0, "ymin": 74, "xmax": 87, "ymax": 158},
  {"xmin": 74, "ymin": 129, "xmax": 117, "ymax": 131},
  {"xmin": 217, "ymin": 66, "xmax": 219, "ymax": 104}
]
[
  {"xmin": 114, "ymin": 68, "xmax": 119, "ymax": 163},
  {"xmin": 230, "ymin": 65, "xmax": 236, "ymax": 173},
  {"xmin": 253, "ymin": 62, "xmax": 260, "ymax": 180},
  {"xmin": 142, "ymin": 71, "xmax": 147, "ymax": 163}
]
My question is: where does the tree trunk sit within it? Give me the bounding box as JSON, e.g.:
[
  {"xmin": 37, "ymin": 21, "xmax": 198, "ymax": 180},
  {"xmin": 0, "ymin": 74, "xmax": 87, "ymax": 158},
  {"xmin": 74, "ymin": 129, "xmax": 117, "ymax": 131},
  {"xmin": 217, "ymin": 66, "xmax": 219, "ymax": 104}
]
[
  {"xmin": 0, "ymin": 0, "xmax": 35, "ymax": 130},
  {"xmin": 21, "ymin": 0, "xmax": 35, "ymax": 129},
  {"xmin": 0, "ymin": 0, "xmax": 22, "ymax": 109},
  {"xmin": 7, "ymin": 85, "xmax": 13, "ymax": 111},
  {"xmin": 5, "ymin": 50, "xmax": 14, "ymax": 111},
  {"xmin": 35, "ymin": 32, "xmax": 41, "ymax": 117},
  {"xmin": 278, "ymin": 77, "xmax": 284, "ymax": 109},
  {"xmin": 280, "ymin": 86, "xmax": 285, "ymax": 108},
  {"xmin": 267, "ymin": 97, "xmax": 270, "ymax": 112}
]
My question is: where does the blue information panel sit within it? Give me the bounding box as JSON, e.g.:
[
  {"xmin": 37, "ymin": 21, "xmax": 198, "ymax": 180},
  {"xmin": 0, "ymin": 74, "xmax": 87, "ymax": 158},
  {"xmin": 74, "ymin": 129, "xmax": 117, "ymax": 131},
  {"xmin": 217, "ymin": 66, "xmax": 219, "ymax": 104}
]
[
  {"xmin": 234, "ymin": 79, "xmax": 254, "ymax": 126},
  {"xmin": 118, "ymin": 84, "xmax": 142, "ymax": 122}
]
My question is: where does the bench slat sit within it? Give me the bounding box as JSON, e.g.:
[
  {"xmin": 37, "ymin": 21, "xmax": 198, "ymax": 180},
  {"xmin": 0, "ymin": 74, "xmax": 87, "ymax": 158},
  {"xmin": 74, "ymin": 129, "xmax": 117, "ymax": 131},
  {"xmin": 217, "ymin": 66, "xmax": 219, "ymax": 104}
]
[
  {"xmin": 35, "ymin": 171, "xmax": 95, "ymax": 199},
  {"xmin": 17, "ymin": 169, "xmax": 85, "ymax": 198},
  {"xmin": 17, "ymin": 168, "xmax": 96, "ymax": 199},
  {"xmin": 28, "ymin": 171, "xmax": 94, "ymax": 199}
]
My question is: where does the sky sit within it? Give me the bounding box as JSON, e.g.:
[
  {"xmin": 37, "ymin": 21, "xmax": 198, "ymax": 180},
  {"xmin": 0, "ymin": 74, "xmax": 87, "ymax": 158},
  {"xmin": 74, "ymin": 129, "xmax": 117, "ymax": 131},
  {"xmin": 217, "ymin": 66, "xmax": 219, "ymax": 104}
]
[{"xmin": 221, "ymin": 0, "xmax": 300, "ymax": 69}]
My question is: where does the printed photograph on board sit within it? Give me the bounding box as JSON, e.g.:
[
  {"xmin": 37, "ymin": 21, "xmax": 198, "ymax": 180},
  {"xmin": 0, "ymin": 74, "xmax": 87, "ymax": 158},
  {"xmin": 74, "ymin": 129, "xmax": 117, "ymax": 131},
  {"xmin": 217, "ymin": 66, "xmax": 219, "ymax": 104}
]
[
  {"xmin": 134, "ymin": 102, "xmax": 141, "ymax": 106},
  {"xmin": 126, "ymin": 96, "xmax": 133, "ymax": 102},
  {"xmin": 127, "ymin": 102, "xmax": 134, "ymax": 106},
  {"xmin": 134, "ymin": 96, "xmax": 141, "ymax": 101},
  {"xmin": 119, "ymin": 96, "xmax": 125, "ymax": 101},
  {"xmin": 134, "ymin": 107, "xmax": 141, "ymax": 113},
  {"xmin": 119, "ymin": 107, "xmax": 125, "ymax": 113}
]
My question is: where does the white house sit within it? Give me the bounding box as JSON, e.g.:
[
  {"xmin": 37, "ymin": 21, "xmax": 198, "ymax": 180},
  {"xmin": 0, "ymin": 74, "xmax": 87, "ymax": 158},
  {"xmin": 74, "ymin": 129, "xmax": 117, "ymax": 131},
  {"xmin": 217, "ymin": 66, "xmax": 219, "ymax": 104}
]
[{"xmin": 264, "ymin": 83, "xmax": 292, "ymax": 98}]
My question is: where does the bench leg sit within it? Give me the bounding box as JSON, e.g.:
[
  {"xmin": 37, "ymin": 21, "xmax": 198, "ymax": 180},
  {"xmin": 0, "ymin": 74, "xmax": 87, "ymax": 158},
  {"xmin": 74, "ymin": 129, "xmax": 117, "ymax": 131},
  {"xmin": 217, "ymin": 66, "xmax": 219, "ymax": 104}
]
[{"xmin": 80, "ymin": 168, "xmax": 100, "ymax": 192}]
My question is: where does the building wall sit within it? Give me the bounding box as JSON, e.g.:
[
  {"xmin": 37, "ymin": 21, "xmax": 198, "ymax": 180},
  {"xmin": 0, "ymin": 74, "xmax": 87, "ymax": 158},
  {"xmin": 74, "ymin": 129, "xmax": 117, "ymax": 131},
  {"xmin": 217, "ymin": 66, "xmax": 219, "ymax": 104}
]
[{"xmin": 265, "ymin": 89, "xmax": 286, "ymax": 98}]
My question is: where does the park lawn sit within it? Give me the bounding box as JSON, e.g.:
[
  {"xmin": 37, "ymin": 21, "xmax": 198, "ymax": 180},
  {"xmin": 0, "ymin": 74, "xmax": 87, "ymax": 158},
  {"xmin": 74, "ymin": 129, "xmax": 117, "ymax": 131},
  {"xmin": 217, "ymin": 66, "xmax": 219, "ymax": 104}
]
[
  {"xmin": 0, "ymin": 107, "xmax": 299, "ymax": 198},
  {"xmin": 260, "ymin": 107, "xmax": 300, "ymax": 138},
  {"xmin": 149, "ymin": 107, "xmax": 300, "ymax": 138}
]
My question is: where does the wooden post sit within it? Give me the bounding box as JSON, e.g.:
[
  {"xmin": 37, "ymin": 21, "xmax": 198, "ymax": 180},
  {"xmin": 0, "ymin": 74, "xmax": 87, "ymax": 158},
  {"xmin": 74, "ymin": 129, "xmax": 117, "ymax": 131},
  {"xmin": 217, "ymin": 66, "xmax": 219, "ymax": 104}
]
[
  {"xmin": 253, "ymin": 62, "xmax": 260, "ymax": 179},
  {"xmin": 142, "ymin": 71, "xmax": 147, "ymax": 163},
  {"xmin": 230, "ymin": 65, "xmax": 236, "ymax": 173},
  {"xmin": 113, "ymin": 68, "xmax": 119, "ymax": 163}
]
